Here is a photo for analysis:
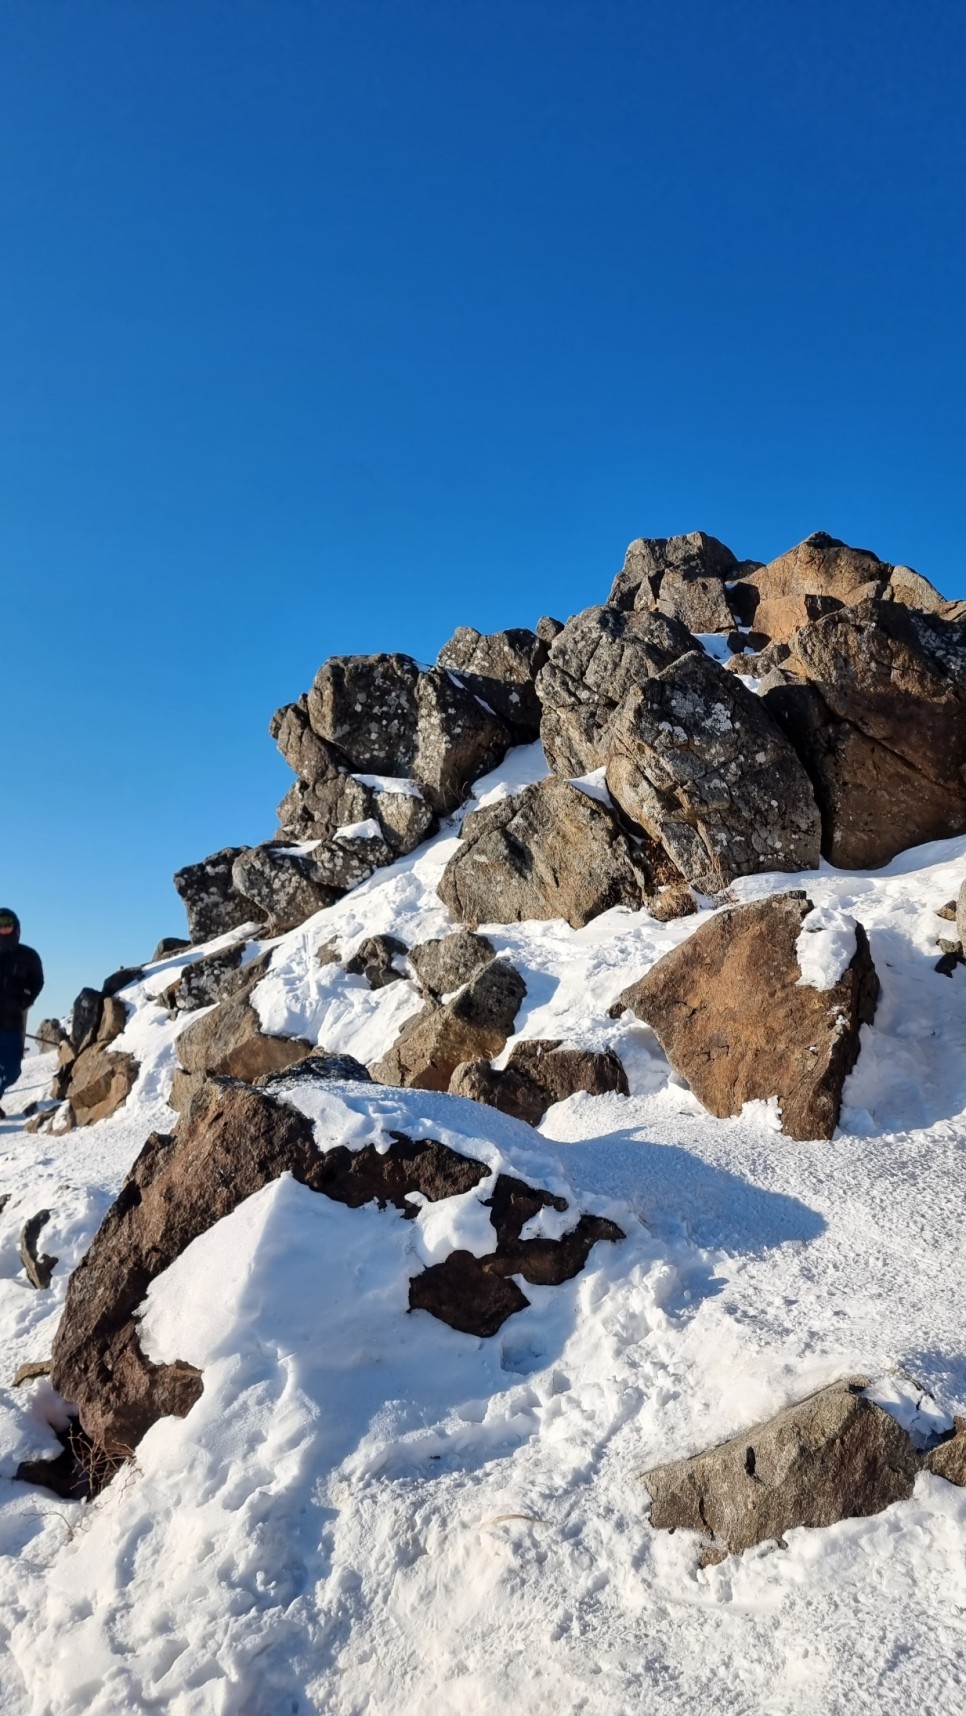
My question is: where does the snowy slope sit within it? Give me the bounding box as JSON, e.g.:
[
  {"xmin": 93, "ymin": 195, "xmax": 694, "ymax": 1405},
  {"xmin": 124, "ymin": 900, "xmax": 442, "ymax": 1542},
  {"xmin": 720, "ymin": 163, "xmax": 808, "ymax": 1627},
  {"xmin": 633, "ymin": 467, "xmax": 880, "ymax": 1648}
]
[{"xmin": 2, "ymin": 743, "xmax": 966, "ymax": 1713}]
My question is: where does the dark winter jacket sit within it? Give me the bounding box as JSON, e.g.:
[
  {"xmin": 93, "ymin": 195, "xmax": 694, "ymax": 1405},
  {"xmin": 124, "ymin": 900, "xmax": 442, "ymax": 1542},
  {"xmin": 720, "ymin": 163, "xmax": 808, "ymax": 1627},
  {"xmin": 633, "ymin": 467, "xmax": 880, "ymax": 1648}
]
[{"xmin": 0, "ymin": 911, "xmax": 44, "ymax": 1034}]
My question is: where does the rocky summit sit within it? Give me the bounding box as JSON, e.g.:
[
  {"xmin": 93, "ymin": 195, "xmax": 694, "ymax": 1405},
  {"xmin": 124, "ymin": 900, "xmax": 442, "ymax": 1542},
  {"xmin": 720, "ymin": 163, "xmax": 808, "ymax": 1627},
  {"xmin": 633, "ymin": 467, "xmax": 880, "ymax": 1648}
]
[{"xmin": 4, "ymin": 526, "xmax": 966, "ymax": 1715}]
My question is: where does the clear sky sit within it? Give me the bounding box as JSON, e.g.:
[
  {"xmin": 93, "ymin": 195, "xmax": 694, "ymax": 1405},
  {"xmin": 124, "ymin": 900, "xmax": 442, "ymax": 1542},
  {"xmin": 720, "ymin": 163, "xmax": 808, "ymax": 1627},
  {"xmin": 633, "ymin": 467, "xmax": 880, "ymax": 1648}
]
[{"xmin": 2, "ymin": 0, "xmax": 964, "ymax": 1019}]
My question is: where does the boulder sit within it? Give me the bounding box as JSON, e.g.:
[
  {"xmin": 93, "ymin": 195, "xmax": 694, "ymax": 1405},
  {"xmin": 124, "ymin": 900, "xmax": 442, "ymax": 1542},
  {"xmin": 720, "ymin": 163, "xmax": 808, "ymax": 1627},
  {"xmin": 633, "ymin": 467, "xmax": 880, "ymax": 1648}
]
[
  {"xmin": 603, "ymin": 649, "xmax": 821, "ymax": 893},
  {"xmin": 272, "ymin": 704, "xmax": 434, "ymax": 856},
  {"xmin": 436, "ymin": 625, "xmax": 549, "ymax": 742},
  {"xmin": 231, "ymin": 844, "xmax": 341, "ymax": 934},
  {"xmin": 611, "ymin": 892, "xmax": 877, "ymax": 1140},
  {"xmin": 437, "ymin": 777, "xmax": 657, "ymax": 929},
  {"xmin": 536, "ymin": 615, "xmax": 564, "ymax": 644},
  {"xmin": 69, "ymin": 987, "xmax": 105, "ymax": 1053},
  {"xmin": 924, "ymin": 1420, "xmax": 966, "ymax": 1487},
  {"xmin": 175, "ymin": 955, "xmax": 313, "ymax": 1084},
  {"xmin": 734, "ymin": 533, "xmax": 891, "ymax": 644},
  {"xmin": 536, "ymin": 604, "xmax": 694, "ymax": 778},
  {"xmin": 173, "ymin": 847, "xmax": 263, "ymax": 943},
  {"xmin": 151, "ymin": 936, "xmax": 190, "ymax": 962},
  {"xmin": 345, "ymin": 934, "xmax": 408, "ymax": 989},
  {"xmin": 765, "ymin": 598, "xmax": 966, "ymax": 868},
  {"xmin": 643, "ymin": 1379, "xmax": 919, "ymax": 1560},
  {"xmin": 370, "ymin": 960, "xmax": 526, "ymax": 1091},
  {"xmin": 66, "ymin": 1044, "xmax": 140, "ymax": 1128},
  {"xmin": 161, "ymin": 943, "xmax": 248, "ymax": 1014},
  {"xmin": 101, "ymin": 965, "xmax": 143, "ymax": 998},
  {"xmin": 33, "ymin": 1018, "xmax": 68, "ymax": 1055},
  {"xmin": 257, "ymin": 1051, "xmax": 373, "ymax": 1090},
  {"xmin": 607, "ymin": 533, "xmax": 740, "ymax": 614},
  {"xmin": 450, "ymin": 1039, "xmax": 628, "ymax": 1125},
  {"xmin": 409, "ymin": 929, "xmax": 496, "ymax": 999}
]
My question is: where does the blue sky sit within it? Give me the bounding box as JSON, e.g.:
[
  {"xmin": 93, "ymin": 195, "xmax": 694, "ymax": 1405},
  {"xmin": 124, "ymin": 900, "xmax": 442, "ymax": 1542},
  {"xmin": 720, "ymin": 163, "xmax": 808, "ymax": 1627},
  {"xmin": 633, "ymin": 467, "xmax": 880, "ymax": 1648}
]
[{"xmin": 2, "ymin": 0, "xmax": 964, "ymax": 1018}]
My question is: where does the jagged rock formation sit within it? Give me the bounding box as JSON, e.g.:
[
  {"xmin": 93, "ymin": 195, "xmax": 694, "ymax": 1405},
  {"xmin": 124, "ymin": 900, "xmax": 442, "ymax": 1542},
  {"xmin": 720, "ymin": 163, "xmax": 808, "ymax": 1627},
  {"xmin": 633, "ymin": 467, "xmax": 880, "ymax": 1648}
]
[
  {"xmin": 611, "ymin": 892, "xmax": 878, "ymax": 1140},
  {"xmin": 644, "ymin": 1379, "xmax": 921, "ymax": 1561}
]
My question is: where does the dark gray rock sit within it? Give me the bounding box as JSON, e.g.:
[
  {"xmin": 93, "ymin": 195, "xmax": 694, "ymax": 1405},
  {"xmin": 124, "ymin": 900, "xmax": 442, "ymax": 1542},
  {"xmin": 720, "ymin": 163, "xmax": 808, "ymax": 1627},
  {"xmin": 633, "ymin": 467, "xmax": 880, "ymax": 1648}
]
[
  {"xmin": 174, "ymin": 847, "xmax": 263, "ymax": 943},
  {"xmin": 345, "ymin": 934, "xmax": 409, "ymax": 989},
  {"xmin": 151, "ymin": 937, "xmax": 190, "ymax": 962},
  {"xmin": 536, "ymin": 604, "xmax": 694, "ymax": 778},
  {"xmin": 437, "ymin": 777, "xmax": 656, "ymax": 929},
  {"xmin": 231, "ymin": 844, "xmax": 340, "ymax": 935},
  {"xmin": 450, "ymin": 1039, "xmax": 628, "ymax": 1125},
  {"xmin": 257, "ymin": 1052, "xmax": 373, "ymax": 1090},
  {"xmin": 644, "ymin": 1379, "xmax": 919, "ymax": 1561},
  {"xmin": 608, "ymin": 533, "xmax": 740, "ymax": 613},
  {"xmin": 605, "ymin": 648, "xmax": 822, "ymax": 893},
  {"xmin": 437, "ymin": 625, "xmax": 549, "ymax": 742},
  {"xmin": 162, "ymin": 944, "xmax": 248, "ymax": 1014}
]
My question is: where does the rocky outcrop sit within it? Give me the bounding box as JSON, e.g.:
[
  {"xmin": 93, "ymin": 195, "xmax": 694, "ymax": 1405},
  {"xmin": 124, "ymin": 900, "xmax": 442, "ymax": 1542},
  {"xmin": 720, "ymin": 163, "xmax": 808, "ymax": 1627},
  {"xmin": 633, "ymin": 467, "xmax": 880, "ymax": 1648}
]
[
  {"xmin": 410, "ymin": 1173, "xmax": 623, "ymax": 1336},
  {"xmin": 173, "ymin": 847, "xmax": 262, "ymax": 943},
  {"xmin": 765, "ymin": 598, "xmax": 966, "ymax": 868},
  {"xmin": 174, "ymin": 956, "xmax": 313, "ymax": 1085},
  {"xmin": 450, "ymin": 1039, "xmax": 628, "ymax": 1125},
  {"xmin": 604, "ymin": 650, "xmax": 822, "ymax": 893},
  {"xmin": 161, "ymin": 944, "xmax": 249, "ymax": 1014},
  {"xmin": 607, "ymin": 532, "xmax": 741, "ymax": 619},
  {"xmin": 51, "ymin": 1076, "xmax": 619, "ymax": 1453},
  {"xmin": 409, "ymin": 929, "xmax": 496, "ymax": 999},
  {"xmin": 345, "ymin": 934, "xmax": 408, "ymax": 988},
  {"xmin": 536, "ymin": 604, "xmax": 694, "ymax": 777},
  {"xmin": 437, "ymin": 625, "xmax": 549, "ymax": 742},
  {"xmin": 611, "ymin": 892, "xmax": 878, "ymax": 1140},
  {"xmin": 644, "ymin": 1380, "xmax": 920, "ymax": 1561},
  {"xmin": 437, "ymin": 777, "xmax": 661, "ymax": 929},
  {"xmin": 370, "ymin": 960, "xmax": 526, "ymax": 1091}
]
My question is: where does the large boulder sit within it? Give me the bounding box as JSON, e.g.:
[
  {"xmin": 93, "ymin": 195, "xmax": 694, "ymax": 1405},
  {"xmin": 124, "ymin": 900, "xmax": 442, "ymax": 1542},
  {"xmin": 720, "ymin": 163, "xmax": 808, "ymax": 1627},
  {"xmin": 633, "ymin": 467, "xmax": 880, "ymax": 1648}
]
[
  {"xmin": 734, "ymin": 532, "xmax": 891, "ymax": 644},
  {"xmin": 272, "ymin": 700, "xmax": 435, "ymax": 854},
  {"xmin": 611, "ymin": 892, "xmax": 878, "ymax": 1140},
  {"xmin": 175, "ymin": 955, "xmax": 313, "ymax": 1084},
  {"xmin": 409, "ymin": 929, "xmax": 496, "ymax": 999},
  {"xmin": 437, "ymin": 777, "xmax": 661, "ymax": 929},
  {"xmin": 231, "ymin": 843, "xmax": 353, "ymax": 934},
  {"xmin": 450, "ymin": 1039, "xmax": 628, "ymax": 1125},
  {"xmin": 536, "ymin": 604, "xmax": 694, "ymax": 778},
  {"xmin": 765, "ymin": 597, "xmax": 966, "ymax": 868},
  {"xmin": 369, "ymin": 960, "xmax": 526, "ymax": 1091},
  {"xmin": 173, "ymin": 847, "xmax": 263, "ymax": 943},
  {"xmin": 604, "ymin": 649, "xmax": 822, "ymax": 893},
  {"xmin": 436, "ymin": 625, "xmax": 549, "ymax": 742},
  {"xmin": 644, "ymin": 1379, "xmax": 919, "ymax": 1561},
  {"xmin": 607, "ymin": 532, "xmax": 741, "ymax": 616},
  {"xmin": 64, "ymin": 1044, "xmax": 140, "ymax": 1128}
]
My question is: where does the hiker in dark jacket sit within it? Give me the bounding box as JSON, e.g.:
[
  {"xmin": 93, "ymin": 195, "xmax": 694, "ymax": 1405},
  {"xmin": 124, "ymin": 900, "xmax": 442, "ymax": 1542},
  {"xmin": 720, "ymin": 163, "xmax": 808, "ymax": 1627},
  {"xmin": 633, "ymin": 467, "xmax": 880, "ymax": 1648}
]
[{"xmin": 0, "ymin": 909, "xmax": 44, "ymax": 1116}]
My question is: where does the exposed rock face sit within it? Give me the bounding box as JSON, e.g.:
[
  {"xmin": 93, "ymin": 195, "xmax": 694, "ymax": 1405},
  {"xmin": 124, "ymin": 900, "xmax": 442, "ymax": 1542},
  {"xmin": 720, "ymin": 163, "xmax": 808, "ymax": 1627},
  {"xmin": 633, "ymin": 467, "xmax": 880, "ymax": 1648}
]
[
  {"xmin": 66, "ymin": 1045, "xmax": 140, "ymax": 1128},
  {"xmin": 272, "ymin": 701, "xmax": 435, "ymax": 854},
  {"xmin": 161, "ymin": 944, "xmax": 248, "ymax": 1014},
  {"xmin": 611, "ymin": 892, "xmax": 878, "ymax": 1140},
  {"xmin": 437, "ymin": 625, "xmax": 549, "ymax": 742},
  {"xmin": 369, "ymin": 961, "xmax": 526, "ymax": 1091},
  {"xmin": 175, "ymin": 956, "xmax": 313, "ymax": 1084},
  {"xmin": 450, "ymin": 1039, "xmax": 629, "ymax": 1125},
  {"xmin": 733, "ymin": 533, "xmax": 890, "ymax": 643},
  {"xmin": 173, "ymin": 847, "xmax": 262, "ymax": 943},
  {"xmin": 765, "ymin": 598, "xmax": 966, "ymax": 868},
  {"xmin": 409, "ymin": 929, "xmax": 496, "ymax": 999},
  {"xmin": 51, "ymin": 1075, "xmax": 616, "ymax": 1451},
  {"xmin": 409, "ymin": 1173, "xmax": 624, "ymax": 1336},
  {"xmin": 604, "ymin": 650, "xmax": 822, "ymax": 893},
  {"xmin": 437, "ymin": 778, "xmax": 656, "ymax": 929},
  {"xmin": 536, "ymin": 604, "xmax": 694, "ymax": 778},
  {"xmin": 644, "ymin": 1380, "xmax": 920, "ymax": 1560},
  {"xmin": 607, "ymin": 533, "xmax": 740, "ymax": 615},
  {"xmin": 230, "ymin": 843, "xmax": 342, "ymax": 934},
  {"xmin": 345, "ymin": 934, "xmax": 408, "ymax": 989}
]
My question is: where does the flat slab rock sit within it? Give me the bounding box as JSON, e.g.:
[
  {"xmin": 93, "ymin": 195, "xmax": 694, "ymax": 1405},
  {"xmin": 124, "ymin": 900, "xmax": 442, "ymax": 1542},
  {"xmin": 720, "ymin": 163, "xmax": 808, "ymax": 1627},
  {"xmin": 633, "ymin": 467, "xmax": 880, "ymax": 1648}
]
[
  {"xmin": 644, "ymin": 1379, "xmax": 920, "ymax": 1561},
  {"xmin": 611, "ymin": 891, "xmax": 878, "ymax": 1140}
]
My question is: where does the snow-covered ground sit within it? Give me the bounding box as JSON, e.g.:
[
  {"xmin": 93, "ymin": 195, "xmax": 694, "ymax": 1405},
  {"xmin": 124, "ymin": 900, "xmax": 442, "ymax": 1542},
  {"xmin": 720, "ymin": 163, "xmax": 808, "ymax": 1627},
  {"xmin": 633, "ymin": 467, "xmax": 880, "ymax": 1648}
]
[{"xmin": 2, "ymin": 742, "xmax": 966, "ymax": 1713}]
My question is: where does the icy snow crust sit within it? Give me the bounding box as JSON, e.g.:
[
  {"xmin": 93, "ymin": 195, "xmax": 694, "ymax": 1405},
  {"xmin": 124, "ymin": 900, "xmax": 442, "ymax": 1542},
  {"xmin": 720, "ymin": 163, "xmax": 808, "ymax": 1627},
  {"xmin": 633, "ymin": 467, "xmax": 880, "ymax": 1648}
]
[{"xmin": 2, "ymin": 741, "xmax": 966, "ymax": 1710}]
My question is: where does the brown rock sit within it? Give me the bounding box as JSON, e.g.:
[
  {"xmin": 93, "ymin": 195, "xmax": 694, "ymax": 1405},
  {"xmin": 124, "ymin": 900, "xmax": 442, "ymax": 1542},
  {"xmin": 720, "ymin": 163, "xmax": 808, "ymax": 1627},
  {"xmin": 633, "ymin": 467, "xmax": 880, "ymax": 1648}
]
[
  {"xmin": 450, "ymin": 1039, "xmax": 628, "ymax": 1125},
  {"xmin": 12, "ymin": 1360, "xmax": 51, "ymax": 1386},
  {"xmin": 68, "ymin": 1045, "xmax": 140, "ymax": 1127},
  {"xmin": 437, "ymin": 777, "xmax": 654, "ymax": 929},
  {"xmin": 19, "ymin": 1210, "xmax": 57, "ymax": 1290},
  {"xmin": 611, "ymin": 892, "xmax": 878, "ymax": 1140},
  {"xmin": 231, "ymin": 843, "xmax": 342, "ymax": 934},
  {"xmin": 370, "ymin": 961, "xmax": 526, "ymax": 1091},
  {"xmin": 924, "ymin": 1420, "xmax": 966, "ymax": 1486},
  {"xmin": 604, "ymin": 650, "xmax": 821, "ymax": 893},
  {"xmin": 175, "ymin": 957, "xmax": 312, "ymax": 1084},
  {"xmin": 765, "ymin": 598, "xmax": 966, "ymax": 868},
  {"xmin": 738, "ymin": 533, "xmax": 891, "ymax": 644},
  {"xmin": 33, "ymin": 1018, "xmax": 68, "ymax": 1055},
  {"xmin": 958, "ymin": 880, "xmax": 966, "ymax": 949},
  {"xmin": 643, "ymin": 1379, "xmax": 919, "ymax": 1559}
]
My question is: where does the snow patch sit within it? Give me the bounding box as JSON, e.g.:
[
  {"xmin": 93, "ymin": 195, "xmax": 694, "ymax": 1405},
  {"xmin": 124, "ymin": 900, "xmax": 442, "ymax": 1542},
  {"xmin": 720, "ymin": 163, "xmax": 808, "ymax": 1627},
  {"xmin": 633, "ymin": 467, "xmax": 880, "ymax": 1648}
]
[{"xmin": 796, "ymin": 902, "xmax": 859, "ymax": 990}]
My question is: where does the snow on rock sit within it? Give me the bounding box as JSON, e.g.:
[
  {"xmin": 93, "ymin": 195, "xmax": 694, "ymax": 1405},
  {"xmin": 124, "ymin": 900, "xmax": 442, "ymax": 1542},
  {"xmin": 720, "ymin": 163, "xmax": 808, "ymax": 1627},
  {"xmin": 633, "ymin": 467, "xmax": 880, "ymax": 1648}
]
[{"xmin": 796, "ymin": 901, "xmax": 861, "ymax": 989}]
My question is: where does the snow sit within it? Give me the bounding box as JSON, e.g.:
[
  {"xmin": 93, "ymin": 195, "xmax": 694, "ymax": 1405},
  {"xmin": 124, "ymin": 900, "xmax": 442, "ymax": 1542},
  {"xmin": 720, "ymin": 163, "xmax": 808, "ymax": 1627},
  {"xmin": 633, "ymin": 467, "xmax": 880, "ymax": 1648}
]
[
  {"xmin": 1, "ymin": 752, "xmax": 966, "ymax": 1712},
  {"xmin": 694, "ymin": 632, "xmax": 734, "ymax": 664},
  {"xmin": 350, "ymin": 774, "xmax": 425, "ymax": 800},
  {"xmin": 334, "ymin": 817, "xmax": 383, "ymax": 842},
  {"xmin": 795, "ymin": 901, "xmax": 860, "ymax": 990}
]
